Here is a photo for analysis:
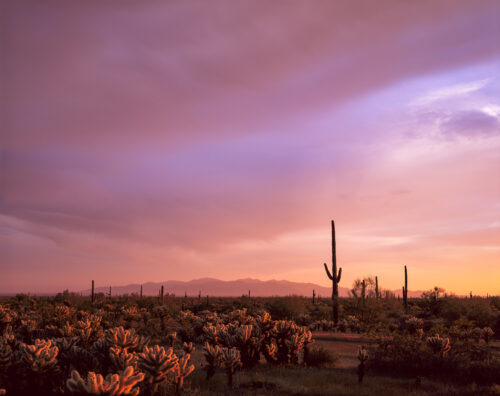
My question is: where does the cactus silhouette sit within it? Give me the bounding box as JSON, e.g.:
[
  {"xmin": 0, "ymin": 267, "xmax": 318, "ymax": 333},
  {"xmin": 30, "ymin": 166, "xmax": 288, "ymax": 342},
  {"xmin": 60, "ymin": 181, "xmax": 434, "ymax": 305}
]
[
  {"xmin": 323, "ymin": 220, "xmax": 342, "ymax": 325},
  {"xmin": 402, "ymin": 266, "xmax": 408, "ymax": 313}
]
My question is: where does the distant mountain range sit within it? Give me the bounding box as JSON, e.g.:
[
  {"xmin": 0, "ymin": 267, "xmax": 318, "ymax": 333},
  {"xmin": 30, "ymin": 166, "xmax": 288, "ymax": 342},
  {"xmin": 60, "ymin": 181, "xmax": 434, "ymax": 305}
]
[{"xmin": 82, "ymin": 278, "xmax": 423, "ymax": 298}]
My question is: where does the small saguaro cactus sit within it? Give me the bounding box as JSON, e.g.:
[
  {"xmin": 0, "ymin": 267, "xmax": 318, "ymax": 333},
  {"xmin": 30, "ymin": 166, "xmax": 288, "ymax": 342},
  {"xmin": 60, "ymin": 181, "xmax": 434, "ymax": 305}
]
[
  {"xmin": 361, "ymin": 280, "xmax": 366, "ymax": 303},
  {"xmin": 312, "ymin": 289, "xmax": 316, "ymax": 305},
  {"xmin": 402, "ymin": 265, "xmax": 408, "ymax": 313},
  {"xmin": 357, "ymin": 345, "xmax": 369, "ymax": 384},
  {"xmin": 323, "ymin": 220, "xmax": 342, "ymax": 325}
]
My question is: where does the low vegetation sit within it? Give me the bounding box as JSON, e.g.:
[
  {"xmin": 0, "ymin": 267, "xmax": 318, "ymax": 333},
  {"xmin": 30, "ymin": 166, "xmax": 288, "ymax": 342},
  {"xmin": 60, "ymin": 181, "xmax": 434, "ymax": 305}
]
[{"xmin": 0, "ymin": 287, "xmax": 498, "ymax": 395}]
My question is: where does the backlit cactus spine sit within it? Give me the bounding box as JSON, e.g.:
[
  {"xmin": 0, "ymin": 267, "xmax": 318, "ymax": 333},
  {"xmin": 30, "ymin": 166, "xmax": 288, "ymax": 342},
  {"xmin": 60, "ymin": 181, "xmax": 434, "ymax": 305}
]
[{"xmin": 323, "ymin": 220, "xmax": 342, "ymax": 325}]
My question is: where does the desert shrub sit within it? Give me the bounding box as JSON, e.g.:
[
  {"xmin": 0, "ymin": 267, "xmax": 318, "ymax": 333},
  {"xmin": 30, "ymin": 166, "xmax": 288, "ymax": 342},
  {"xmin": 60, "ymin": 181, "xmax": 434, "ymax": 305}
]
[
  {"xmin": 267, "ymin": 296, "xmax": 306, "ymax": 321},
  {"xmin": 369, "ymin": 332, "xmax": 500, "ymax": 385},
  {"xmin": 304, "ymin": 346, "xmax": 337, "ymax": 367}
]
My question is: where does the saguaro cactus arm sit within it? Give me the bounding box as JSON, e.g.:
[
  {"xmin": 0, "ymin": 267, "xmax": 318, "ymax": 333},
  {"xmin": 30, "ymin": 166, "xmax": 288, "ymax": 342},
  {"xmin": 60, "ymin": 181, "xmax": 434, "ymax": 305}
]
[{"xmin": 323, "ymin": 263, "xmax": 333, "ymax": 280}]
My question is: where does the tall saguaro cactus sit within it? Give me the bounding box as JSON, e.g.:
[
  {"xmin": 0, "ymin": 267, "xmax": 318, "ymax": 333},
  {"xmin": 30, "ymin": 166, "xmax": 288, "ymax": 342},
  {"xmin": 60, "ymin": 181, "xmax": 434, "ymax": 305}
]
[
  {"xmin": 91, "ymin": 280, "xmax": 95, "ymax": 303},
  {"xmin": 323, "ymin": 220, "xmax": 342, "ymax": 325},
  {"xmin": 402, "ymin": 265, "xmax": 408, "ymax": 313},
  {"xmin": 375, "ymin": 276, "xmax": 379, "ymax": 300}
]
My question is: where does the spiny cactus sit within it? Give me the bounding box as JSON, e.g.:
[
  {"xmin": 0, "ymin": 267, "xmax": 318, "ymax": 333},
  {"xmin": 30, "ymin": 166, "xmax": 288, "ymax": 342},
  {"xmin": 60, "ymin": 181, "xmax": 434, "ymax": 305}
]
[
  {"xmin": 109, "ymin": 347, "xmax": 138, "ymax": 371},
  {"xmin": 138, "ymin": 345, "xmax": 178, "ymax": 394},
  {"xmin": 171, "ymin": 353, "xmax": 194, "ymax": 393},
  {"xmin": 221, "ymin": 348, "xmax": 241, "ymax": 387},
  {"xmin": 323, "ymin": 220, "xmax": 342, "ymax": 325},
  {"xmin": 482, "ymin": 327, "xmax": 494, "ymax": 344},
  {"xmin": 426, "ymin": 334, "xmax": 451, "ymax": 357},
  {"xmin": 20, "ymin": 338, "xmax": 59, "ymax": 373},
  {"xmin": 67, "ymin": 366, "xmax": 144, "ymax": 395},
  {"xmin": 166, "ymin": 332, "xmax": 177, "ymax": 348},
  {"xmin": 106, "ymin": 327, "xmax": 139, "ymax": 351},
  {"xmin": 203, "ymin": 342, "xmax": 222, "ymax": 380},
  {"xmin": 75, "ymin": 316, "xmax": 104, "ymax": 345},
  {"xmin": 357, "ymin": 345, "xmax": 369, "ymax": 383},
  {"xmin": 0, "ymin": 388, "xmax": 5, "ymax": 395},
  {"xmin": 0, "ymin": 339, "xmax": 12, "ymax": 370},
  {"xmin": 182, "ymin": 342, "xmax": 195, "ymax": 355}
]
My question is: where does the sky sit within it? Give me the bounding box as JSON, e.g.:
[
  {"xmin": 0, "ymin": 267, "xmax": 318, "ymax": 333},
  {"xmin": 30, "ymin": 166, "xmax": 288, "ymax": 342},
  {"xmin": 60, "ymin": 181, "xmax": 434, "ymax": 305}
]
[{"xmin": 1, "ymin": 1, "xmax": 499, "ymax": 295}]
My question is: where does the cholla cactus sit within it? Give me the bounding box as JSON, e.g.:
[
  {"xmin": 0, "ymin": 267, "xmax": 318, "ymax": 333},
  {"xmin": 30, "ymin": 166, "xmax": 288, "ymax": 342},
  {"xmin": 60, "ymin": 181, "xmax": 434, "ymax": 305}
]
[
  {"xmin": 0, "ymin": 305, "xmax": 12, "ymax": 331},
  {"xmin": 302, "ymin": 329, "xmax": 314, "ymax": 366},
  {"xmin": 55, "ymin": 305, "xmax": 71, "ymax": 319},
  {"xmin": 221, "ymin": 348, "xmax": 241, "ymax": 387},
  {"xmin": 426, "ymin": 334, "xmax": 451, "ymax": 357},
  {"xmin": 357, "ymin": 346, "xmax": 368, "ymax": 384},
  {"xmin": 482, "ymin": 327, "xmax": 494, "ymax": 344},
  {"xmin": 166, "ymin": 332, "xmax": 177, "ymax": 348},
  {"xmin": 66, "ymin": 366, "xmax": 144, "ymax": 395},
  {"xmin": 182, "ymin": 342, "xmax": 195, "ymax": 355},
  {"xmin": 203, "ymin": 342, "xmax": 222, "ymax": 380},
  {"xmin": 0, "ymin": 339, "xmax": 12, "ymax": 370},
  {"xmin": 203, "ymin": 324, "xmax": 220, "ymax": 345},
  {"xmin": 110, "ymin": 347, "xmax": 138, "ymax": 371},
  {"xmin": 75, "ymin": 316, "xmax": 104, "ymax": 345},
  {"xmin": 20, "ymin": 339, "xmax": 59, "ymax": 374},
  {"xmin": 470, "ymin": 327, "xmax": 483, "ymax": 343},
  {"xmin": 138, "ymin": 345, "xmax": 178, "ymax": 394},
  {"xmin": 358, "ymin": 345, "xmax": 369, "ymax": 363},
  {"xmin": 286, "ymin": 334, "xmax": 304, "ymax": 365},
  {"xmin": 171, "ymin": 353, "xmax": 195, "ymax": 393},
  {"xmin": 404, "ymin": 316, "xmax": 424, "ymax": 334},
  {"xmin": 106, "ymin": 327, "xmax": 139, "ymax": 351},
  {"xmin": 0, "ymin": 388, "xmax": 5, "ymax": 395},
  {"xmin": 255, "ymin": 312, "xmax": 275, "ymax": 339}
]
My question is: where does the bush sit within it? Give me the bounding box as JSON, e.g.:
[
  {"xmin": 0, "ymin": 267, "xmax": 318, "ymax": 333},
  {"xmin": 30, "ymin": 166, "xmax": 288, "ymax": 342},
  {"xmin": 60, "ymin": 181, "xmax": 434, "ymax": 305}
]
[{"xmin": 304, "ymin": 346, "xmax": 337, "ymax": 367}]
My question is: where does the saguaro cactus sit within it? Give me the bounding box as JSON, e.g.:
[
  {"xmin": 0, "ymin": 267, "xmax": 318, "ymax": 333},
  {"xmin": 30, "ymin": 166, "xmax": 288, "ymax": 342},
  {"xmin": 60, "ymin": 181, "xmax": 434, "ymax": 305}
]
[
  {"xmin": 323, "ymin": 220, "xmax": 342, "ymax": 325},
  {"xmin": 312, "ymin": 289, "xmax": 316, "ymax": 305},
  {"xmin": 140, "ymin": 285, "xmax": 143, "ymax": 299},
  {"xmin": 375, "ymin": 276, "xmax": 379, "ymax": 300},
  {"xmin": 91, "ymin": 280, "xmax": 95, "ymax": 303},
  {"xmin": 402, "ymin": 266, "xmax": 408, "ymax": 312},
  {"xmin": 160, "ymin": 286, "xmax": 164, "ymax": 304}
]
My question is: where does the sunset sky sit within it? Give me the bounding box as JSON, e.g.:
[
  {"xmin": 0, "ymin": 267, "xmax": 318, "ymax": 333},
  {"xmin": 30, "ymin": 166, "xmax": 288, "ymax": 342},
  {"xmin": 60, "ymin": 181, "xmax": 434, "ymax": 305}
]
[{"xmin": 1, "ymin": 1, "xmax": 499, "ymax": 295}]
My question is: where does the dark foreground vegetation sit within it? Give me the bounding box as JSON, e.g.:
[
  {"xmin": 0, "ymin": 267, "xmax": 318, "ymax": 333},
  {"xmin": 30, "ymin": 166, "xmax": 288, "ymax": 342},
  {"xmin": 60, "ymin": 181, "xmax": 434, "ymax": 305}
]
[{"xmin": 0, "ymin": 287, "xmax": 499, "ymax": 395}]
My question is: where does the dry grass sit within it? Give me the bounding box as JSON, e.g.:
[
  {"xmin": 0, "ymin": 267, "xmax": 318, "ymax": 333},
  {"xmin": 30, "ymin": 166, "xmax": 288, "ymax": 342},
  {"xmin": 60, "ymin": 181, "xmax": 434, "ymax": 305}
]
[{"xmin": 183, "ymin": 365, "xmax": 500, "ymax": 396}]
